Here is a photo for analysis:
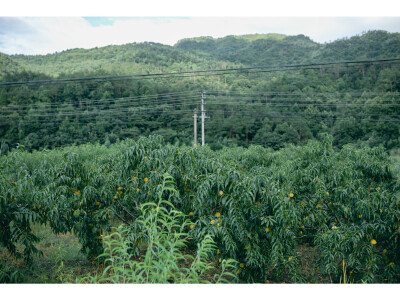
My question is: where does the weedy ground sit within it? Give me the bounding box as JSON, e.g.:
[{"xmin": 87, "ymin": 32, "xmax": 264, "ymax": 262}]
[
  {"xmin": 294, "ymin": 244, "xmax": 330, "ymax": 283},
  {"xmin": 1, "ymin": 224, "xmax": 329, "ymax": 284},
  {"xmin": 390, "ymin": 150, "xmax": 400, "ymax": 176},
  {"xmin": 0, "ymin": 223, "xmax": 94, "ymax": 283}
]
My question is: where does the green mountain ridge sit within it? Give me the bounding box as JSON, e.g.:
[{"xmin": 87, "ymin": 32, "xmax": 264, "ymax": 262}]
[
  {"xmin": 174, "ymin": 33, "xmax": 287, "ymax": 45},
  {"xmin": 0, "ymin": 52, "xmax": 25, "ymax": 78},
  {"xmin": 175, "ymin": 30, "xmax": 400, "ymax": 66},
  {"xmin": 1, "ymin": 30, "xmax": 400, "ymax": 152},
  {"xmin": 9, "ymin": 42, "xmax": 235, "ymax": 78},
  {"xmin": 1, "ymin": 30, "xmax": 399, "ymax": 81}
]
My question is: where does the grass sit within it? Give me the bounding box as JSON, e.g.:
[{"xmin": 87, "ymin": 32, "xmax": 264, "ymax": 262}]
[
  {"xmin": 0, "ymin": 213, "xmax": 342, "ymax": 284},
  {"xmin": 295, "ymin": 244, "xmax": 330, "ymax": 283},
  {"xmin": 0, "ymin": 223, "xmax": 96, "ymax": 283},
  {"xmin": 0, "ymin": 225, "xmax": 333, "ymax": 283},
  {"xmin": 390, "ymin": 150, "xmax": 400, "ymax": 176}
]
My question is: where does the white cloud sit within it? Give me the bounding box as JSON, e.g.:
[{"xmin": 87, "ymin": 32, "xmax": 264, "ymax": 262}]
[{"xmin": 0, "ymin": 17, "xmax": 399, "ymax": 55}]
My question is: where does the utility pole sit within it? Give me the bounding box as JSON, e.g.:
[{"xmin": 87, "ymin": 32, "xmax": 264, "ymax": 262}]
[
  {"xmin": 201, "ymin": 91, "xmax": 206, "ymax": 146},
  {"xmin": 193, "ymin": 107, "xmax": 198, "ymax": 147}
]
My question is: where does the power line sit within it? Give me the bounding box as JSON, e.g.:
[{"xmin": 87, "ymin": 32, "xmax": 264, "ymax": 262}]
[
  {"xmin": 3, "ymin": 96, "xmax": 400, "ymax": 116},
  {"xmin": 3, "ymin": 88, "xmax": 399, "ymax": 112},
  {"xmin": 0, "ymin": 104, "xmax": 198, "ymax": 118},
  {"xmin": 3, "ymin": 96, "xmax": 400, "ymax": 115},
  {"xmin": 207, "ymin": 97, "xmax": 400, "ymax": 104},
  {"xmin": 0, "ymin": 82, "xmax": 196, "ymax": 96},
  {"xmin": 2, "ymin": 101, "xmax": 399, "ymax": 119},
  {"xmin": 206, "ymin": 109, "xmax": 400, "ymax": 118},
  {"xmin": 1, "ymin": 58, "xmax": 399, "ymax": 87},
  {"xmin": 0, "ymin": 90, "xmax": 200, "ymax": 108},
  {"xmin": 3, "ymin": 90, "xmax": 400, "ymax": 114},
  {"xmin": 1, "ymin": 90, "xmax": 399, "ymax": 118},
  {"xmin": 207, "ymin": 101, "xmax": 400, "ymax": 107},
  {"xmin": 205, "ymin": 93, "xmax": 400, "ymax": 98},
  {"xmin": 207, "ymin": 90, "xmax": 400, "ymax": 96},
  {"xmin": 0, "ymin": 110, "xmax": 196, "ymax": 125},
  {"xmin": 2, "ymin": 106, "xmax": 399, "ymax": 126},
  {"xmin": 0, "ymin": 96, "xmax": 200, "ymax": 114}
]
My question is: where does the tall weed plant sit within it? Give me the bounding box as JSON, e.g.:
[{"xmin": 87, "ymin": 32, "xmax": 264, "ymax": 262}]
[{"xmin": 78, "ymin": 174, "xmax": 237, "ymax": 283}]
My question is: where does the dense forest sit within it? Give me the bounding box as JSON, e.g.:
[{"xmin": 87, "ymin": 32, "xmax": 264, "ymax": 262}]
[{"xmin": 1, "ymin": 30, "xmax": 400, "ymax": 152}]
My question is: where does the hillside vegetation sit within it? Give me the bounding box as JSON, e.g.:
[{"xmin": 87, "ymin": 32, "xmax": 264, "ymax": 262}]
[
  {"xmin": 0, "ymin": 52, "xmax": 24, "ymax": 78},
  {"xmin": 175, "ymin": 30, "xmax": 400, "ymax": 65},
  {"xmin": 10, "ymin": 42, "xmax": 232, "ymax": 77},
  {"xmin": 0, "ymin": 30, "xmax": 400, "ymax": 152}
]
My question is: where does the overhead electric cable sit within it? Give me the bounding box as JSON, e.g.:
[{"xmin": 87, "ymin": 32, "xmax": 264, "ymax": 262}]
[{"xmin": 1, "ymin": 58, "xmax": 399, "ymax": 87}]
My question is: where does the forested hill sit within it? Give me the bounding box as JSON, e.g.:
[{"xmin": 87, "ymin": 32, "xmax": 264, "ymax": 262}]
[
  {"xmin": 1, "ymin": 30, "xmax": 399, "ymax": 79},
  {"xmin": 175, "ymin": 34, "xmax": 320, "ymax": 66},
  {"xmin": 0, "ymin": 52, "xmax": 25, "ymax": 78},
  {"xmin": 175, "ymin": 30, "xmax": 400, "ymax": 66},
  {"xmin": 9, "ymin": 42, "xmax": 236, "ymax": 78},
  {"xmin": 1, "ymin": 30, "xmax": 400, "ymax": 153}
]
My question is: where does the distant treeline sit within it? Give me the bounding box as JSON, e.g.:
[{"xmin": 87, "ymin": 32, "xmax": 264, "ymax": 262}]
[{"xmin": 1, "ymin": 30, "xmax": 400, "ymax": 152}]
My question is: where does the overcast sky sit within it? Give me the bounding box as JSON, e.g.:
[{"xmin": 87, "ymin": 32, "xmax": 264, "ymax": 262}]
[{"xmin": 1, "ymin": 1, "xmax": 400, "ymax": 55}]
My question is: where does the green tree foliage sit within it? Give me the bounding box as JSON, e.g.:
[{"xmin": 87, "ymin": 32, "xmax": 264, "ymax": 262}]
[
  {"xmin": 1, "ymin": 135, "xmax": 399, "ymax": 283},
  {"xmin": 78, "ymin": 174, "xmax": 237, "ymax": 283},
  {"xmin": 0, "ymin": 30, "xmax": 400, "ymax": 151}
]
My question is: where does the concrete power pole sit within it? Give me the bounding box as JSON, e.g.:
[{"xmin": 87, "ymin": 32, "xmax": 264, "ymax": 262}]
[
  {"xmin": 193, "ymin": 107, "xmax": 198, "ymax": 147},
  {"xmin": 201, "ymin": 91, "xmax": 206, "ymax": 146}
]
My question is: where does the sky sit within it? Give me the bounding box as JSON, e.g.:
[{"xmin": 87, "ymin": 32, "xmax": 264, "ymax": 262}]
[{"xmin": 1, "ymin": 1, "xmax": 400, "ymax": 55}]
